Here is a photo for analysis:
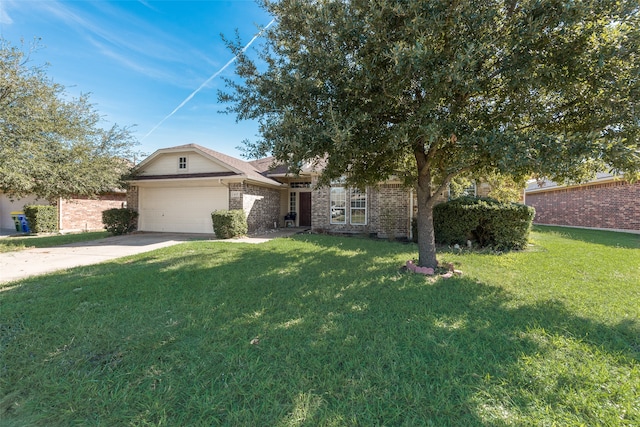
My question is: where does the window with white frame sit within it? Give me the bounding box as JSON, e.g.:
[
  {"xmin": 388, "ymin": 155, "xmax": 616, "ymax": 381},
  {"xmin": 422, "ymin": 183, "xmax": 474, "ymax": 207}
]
[
  {"xmin": 330, "ymin": 187, "xmax": 346, "ymax": 224},
  {"xmin": 178, "ymin": 156, "xmax": 187, "ymax": 170},
  {"xmin": 462, "ymin": 182, "xmax": 477, "ymax": 197},
  {"xmin": 289, "ymin": 192, "xmax": 296, "ymax": 213},
  {"xmin": 350, "ymin": 188, "xmax": 367, "ymax": 225},
  {"xmin": 290, "ymin": 182, "xmax": 311, "ymax": 188},
  {"xmin": 448, "ymin": 181, "xmax": 476, "ymax": 199}
]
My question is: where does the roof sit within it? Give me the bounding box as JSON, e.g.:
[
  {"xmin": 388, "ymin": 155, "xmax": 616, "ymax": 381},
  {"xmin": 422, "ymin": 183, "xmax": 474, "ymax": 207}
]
[
  {"xmin": 526, "ymin": 172, "xmax": 621, "ymax": 193},
  {"xmin": 133, "ymin": 144, "xmax": 285, "ymax": 188},
  {"xmin": 249, "ymin": 157, "xmax": 291, "ymax": 176}
]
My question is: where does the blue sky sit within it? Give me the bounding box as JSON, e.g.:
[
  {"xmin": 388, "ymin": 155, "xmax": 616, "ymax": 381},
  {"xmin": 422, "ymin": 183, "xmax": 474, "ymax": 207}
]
[{"xmin": 0, "ymin": 0, "xmax": 273, "ymax": 159}]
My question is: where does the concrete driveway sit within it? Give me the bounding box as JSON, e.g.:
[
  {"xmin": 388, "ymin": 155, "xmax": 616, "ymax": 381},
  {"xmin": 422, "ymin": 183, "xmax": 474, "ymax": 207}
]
[{"xmin": 0, "ymin": 229, "xmax": 305, "ymax": 285}]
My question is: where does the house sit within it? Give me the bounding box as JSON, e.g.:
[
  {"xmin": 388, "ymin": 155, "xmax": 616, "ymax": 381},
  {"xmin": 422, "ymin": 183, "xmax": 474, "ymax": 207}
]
[
  {"xmin": 128, "ymin": 144, "xmax": 494, "ymax": 238},
  {"xmin": 0, "ymin": 192, "xmax": 127, "ymax": 233},
  {"xmin": 524, "ymin": 173, "xmax": 640, "ymax": 232}
]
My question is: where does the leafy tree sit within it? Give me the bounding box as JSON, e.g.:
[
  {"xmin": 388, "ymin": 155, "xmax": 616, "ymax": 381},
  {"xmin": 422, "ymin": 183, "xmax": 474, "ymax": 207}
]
[
  {"xmin": 221, "ymin": 0, "xmax": 640, "ymax": 268},
  {"xmin": 0, "ymin": 40, "xmax": 138, "ymax": 201}
]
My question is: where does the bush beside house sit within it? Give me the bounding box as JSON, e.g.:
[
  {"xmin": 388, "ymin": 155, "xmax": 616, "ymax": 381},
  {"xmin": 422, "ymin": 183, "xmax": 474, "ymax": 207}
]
[
  {"xmin": 431, "ymin": 197, "xmax": 535, "ymax": 250},
  {"xmin": 102, "ymin": 208, "xmax": 138, "ymax": 236},
  {"xmin": 211, "ymin": 210, "xmax": 248, "ymax": 239}
]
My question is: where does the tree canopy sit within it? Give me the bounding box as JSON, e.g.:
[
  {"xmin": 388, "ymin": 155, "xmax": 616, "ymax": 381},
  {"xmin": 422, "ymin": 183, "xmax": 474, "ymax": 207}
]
[
  {"xmin": 0, "ymin": 40, "xmax": 138, "ymax": 201},
  {"xmin": 221, "ymin": 0, "xmax": 640, "ymax": 268}
]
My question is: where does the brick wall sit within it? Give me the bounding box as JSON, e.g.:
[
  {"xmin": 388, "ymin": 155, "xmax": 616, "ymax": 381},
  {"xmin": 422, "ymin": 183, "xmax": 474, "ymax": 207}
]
[
  {"xmin": 525, "ymin": 180, "xmax": 640, "ymax": 231},
  {"xmin": 311, "ymin": 177, "xmax": 411, "ymax": 238},
  {"xmin": 229, "ymin": 182, "xmax": 281, "ymax": 233},
  {"xmin": 372, "ymin": 184, "xmax": 410, "ymax": 238},
  {"xmin": 126, "ymin": 186, "xmax": 139, "ymax": 211},
  {"xmin": 59, "ymin": 193, "xmax": 127, "ymax": 232}
]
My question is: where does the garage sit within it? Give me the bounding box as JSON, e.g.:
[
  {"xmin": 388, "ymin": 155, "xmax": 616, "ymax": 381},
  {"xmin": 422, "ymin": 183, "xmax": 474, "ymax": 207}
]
[{"xmin": 138, "ymin": 186, "xmax": 228, "ymax": 233}]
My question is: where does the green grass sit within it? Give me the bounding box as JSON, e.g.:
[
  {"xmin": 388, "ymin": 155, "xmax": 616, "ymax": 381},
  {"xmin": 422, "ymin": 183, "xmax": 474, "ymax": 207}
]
[
  {"xmin": 1, "ymin": 226, "xmax": 638, "ymax": 426},
  {"xmin": 0, "ymin": 231, "xmax": 109, "ymax": 253}
]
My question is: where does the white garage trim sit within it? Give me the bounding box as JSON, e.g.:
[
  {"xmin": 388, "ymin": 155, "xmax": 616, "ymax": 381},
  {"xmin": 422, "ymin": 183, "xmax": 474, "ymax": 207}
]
[{"xmin": 139, "ymin": 186, "xmax": 228, "ymax": 233}]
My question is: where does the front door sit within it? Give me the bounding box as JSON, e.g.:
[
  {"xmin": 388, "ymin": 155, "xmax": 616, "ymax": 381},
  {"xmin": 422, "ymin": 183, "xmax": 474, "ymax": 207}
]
[{"xmin": 299, "ymin": 192, "xmax": 311, "ymax": 226}]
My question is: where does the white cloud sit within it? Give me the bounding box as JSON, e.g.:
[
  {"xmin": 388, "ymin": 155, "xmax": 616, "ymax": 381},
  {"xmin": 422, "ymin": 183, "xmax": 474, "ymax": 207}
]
[{"xmin": 0, "ymin": 2, "xmax": 13, "ymax": 24}]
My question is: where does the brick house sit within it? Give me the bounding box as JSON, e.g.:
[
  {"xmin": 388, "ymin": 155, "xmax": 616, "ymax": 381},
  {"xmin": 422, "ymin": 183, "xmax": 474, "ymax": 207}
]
[
  {"xmin": 524, "ymin": 173, "xmax": 640, "ymax": 232},
  {"xmin": 128, "ymin": 143, "xmax": 493, "ymax": 238},
  {"xmin": 0, "ymin": 192, "xmax": 127, "ymax": 233}
]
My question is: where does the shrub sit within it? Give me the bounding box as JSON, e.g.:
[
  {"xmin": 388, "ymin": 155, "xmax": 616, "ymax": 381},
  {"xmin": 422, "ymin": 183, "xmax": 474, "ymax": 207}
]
[
  {"xmin": 102, "ymin": 208, "xmax": 138, "ymax": 235},
  {"xmin": 211, "ymin": 209, "xmax": 247, "ymax": 239},
  {"xmin": 432, "ymin": 196, "xmax": 535, "ymax": 250},
  {"xmin": 24, "ymin": 205, "xmax": 58, "ymax": 233}
]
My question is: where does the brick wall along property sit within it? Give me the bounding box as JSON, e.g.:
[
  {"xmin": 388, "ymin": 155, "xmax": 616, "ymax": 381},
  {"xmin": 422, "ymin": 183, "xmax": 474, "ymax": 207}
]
[
  {"xmin": 229, "ymin": 183, "xmax": 281, "ymax": 233},
  {"xmin": 59, "ymin": 193, "xmax": 127, "ymax": 232},
  {"xmin": 525, "ymin": 180, "xmax": 640, "ymax": 231}
]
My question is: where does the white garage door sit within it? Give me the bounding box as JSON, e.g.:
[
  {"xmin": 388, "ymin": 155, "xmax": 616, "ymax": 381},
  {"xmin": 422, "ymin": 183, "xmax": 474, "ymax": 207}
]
[{"xmin": 139, "ymin": 186, "xmax": 228, "ymax": 233}]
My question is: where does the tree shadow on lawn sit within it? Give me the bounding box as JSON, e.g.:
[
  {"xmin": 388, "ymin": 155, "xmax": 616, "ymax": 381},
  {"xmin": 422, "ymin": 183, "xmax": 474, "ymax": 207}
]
[
  {"xmin": 533, "ymin": 225, "xmax": 640, "ymax": 249},
  {"xmin": 1, "ymin": 237, "xmax": 639, "ymax": 426}
]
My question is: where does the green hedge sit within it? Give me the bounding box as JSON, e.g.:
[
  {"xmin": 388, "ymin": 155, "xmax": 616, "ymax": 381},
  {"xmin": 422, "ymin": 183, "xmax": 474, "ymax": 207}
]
[
  {"xmin": 24, "ymin": 205, "xmax": 58, "ymax": 233},
  {"xmin": 102, "ymin": 208, "xmax": 138, "ymax": 235},
  {"xmin": 211, "ymin": 209, "xmax": 247, "ymax": 239},
  {"xmin": 432, "ymin": 196, "xmax": 535, "ymax": 250}
]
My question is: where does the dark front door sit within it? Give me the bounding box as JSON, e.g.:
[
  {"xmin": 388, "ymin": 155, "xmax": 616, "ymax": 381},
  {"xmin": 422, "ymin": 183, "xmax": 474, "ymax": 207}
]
[{"xmin": 299, "ymin": 192, "xmax": 311, "ymax": 226}]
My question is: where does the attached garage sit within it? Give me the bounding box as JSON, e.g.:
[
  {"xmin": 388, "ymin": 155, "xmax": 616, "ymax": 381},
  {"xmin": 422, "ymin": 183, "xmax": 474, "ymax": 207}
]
[
  {"xmin": 129, "ymin": 144, "xmax": 286, "ymax": 235},
  {"xmin": 138, "ymin": 186, "xmax": 228, "ymax": 233}
]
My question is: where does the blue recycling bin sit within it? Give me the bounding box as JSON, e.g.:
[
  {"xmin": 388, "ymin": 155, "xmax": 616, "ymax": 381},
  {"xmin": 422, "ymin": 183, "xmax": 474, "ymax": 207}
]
[
  {"xmin": 10, "ymin": 211, "xmax": 30, "ymax": 233},
  {"xmin": 18, "ymin": 214, "xmax": 30, "ymax": 233}
]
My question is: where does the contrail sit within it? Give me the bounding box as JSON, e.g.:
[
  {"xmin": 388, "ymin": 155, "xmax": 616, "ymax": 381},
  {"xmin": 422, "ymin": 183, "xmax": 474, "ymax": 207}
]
[{"xmin": 142, "ymin": 19, "xmax": 276, "ymax": 141}]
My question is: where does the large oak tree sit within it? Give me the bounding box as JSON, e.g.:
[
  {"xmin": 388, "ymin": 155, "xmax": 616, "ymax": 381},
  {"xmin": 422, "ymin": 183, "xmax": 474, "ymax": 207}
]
[
  {"xmin": 0, "ymin": 40, "xmax": 137, "ymax": 202},
  {"xmin": 222, "ymin": 0, "xmax": 640, "ymax": 268}
]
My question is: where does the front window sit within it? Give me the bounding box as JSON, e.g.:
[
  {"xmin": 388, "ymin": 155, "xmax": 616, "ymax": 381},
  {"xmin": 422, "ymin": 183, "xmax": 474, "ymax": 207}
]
[
  {"xmin": 178, "ymin": 156, "xmax": 187, "ymax": 170},
  {"xmin": 350, "ymin": 188, "xmax": 367, "ymax": 225},
  {"xmin": 462, "ymin": 182, "xmax": 476, "ymax": 197},
  {"xmin": 330, "ymin": 187, "xmax": 346, "ymax": 224}
]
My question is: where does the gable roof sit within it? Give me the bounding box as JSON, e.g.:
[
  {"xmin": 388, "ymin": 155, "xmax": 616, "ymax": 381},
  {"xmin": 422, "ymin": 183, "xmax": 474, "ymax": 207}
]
[{"xmin": 134, "ymin": 143, "xmax": 285, "ymax": 188}]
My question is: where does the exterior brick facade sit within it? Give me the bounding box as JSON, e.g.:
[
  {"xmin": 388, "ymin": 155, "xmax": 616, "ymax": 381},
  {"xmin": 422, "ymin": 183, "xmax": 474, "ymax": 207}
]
[
  {"xmin": 525, "ymin": 180, "xmax": 640, "ymax": 231},
  {"xmin": 58, "ymin": 193, "xmax": 127, "ymax": 232},
  {"xmin": 311, "ymin": 176, "xmax": 412, "ymax": 238},
  {"xmin": 126, "ymin": 186, "xmax": 139, "ymax": 211},
  {"xmin": 229, "ymin": 182, "xmax": 282, "ymax": 233}
]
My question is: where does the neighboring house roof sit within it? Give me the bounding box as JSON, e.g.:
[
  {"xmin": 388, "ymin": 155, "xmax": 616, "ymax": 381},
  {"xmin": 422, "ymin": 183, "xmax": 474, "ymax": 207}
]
[
  {"xmin": 526, "ymin": 173, "xmax": 621, "ymax": 194},
  {"xmin": 133, "ymin": 144, "xmax": 285, "ymax": 188}
]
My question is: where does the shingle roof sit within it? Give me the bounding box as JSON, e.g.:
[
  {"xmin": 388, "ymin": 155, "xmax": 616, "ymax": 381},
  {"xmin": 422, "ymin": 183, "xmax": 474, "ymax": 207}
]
[
  {"xmin": 145, "ymin": 144, "xmax": 285, "ymax": 187},
  {"xmin": 249, "ymin": 157, "xmax": 291, "ymax": 175}
]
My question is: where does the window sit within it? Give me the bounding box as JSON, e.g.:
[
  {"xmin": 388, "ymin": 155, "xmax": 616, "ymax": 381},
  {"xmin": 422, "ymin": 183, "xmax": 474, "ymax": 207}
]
[
  {"xmin": 330, "ymin": 187, "xmax": 346, "ymax": 224},
  {"xmin": 448, "ymin": 181, "xmax": 476, "ymax": 199},
  {"xmin": 461, "ymin": 182, "xmax": 477, "ymax": 197},
  {"xmin": 289, "ymin": 192, "xmax": 296, "ymax": 213},
  {"xmin": 290, "ymin": 182, "xmax": 311, "ymax": 188},
  {"xmin": 178, "ymin": 156, "xmax": 187, "ymax": 170},
  {"xmin": 329, "ymin": 187, "xmax": 367, "ymax": 225},
  {"xmin": 350, "ymin": 188, "xmax": 367, "ymax": 225}
]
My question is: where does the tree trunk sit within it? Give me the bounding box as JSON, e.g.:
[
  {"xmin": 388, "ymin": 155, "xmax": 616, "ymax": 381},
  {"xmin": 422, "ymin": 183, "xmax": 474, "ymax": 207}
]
[{"xmin": 416, "ymin": 167, "xmax": 438, "ymax": 269}]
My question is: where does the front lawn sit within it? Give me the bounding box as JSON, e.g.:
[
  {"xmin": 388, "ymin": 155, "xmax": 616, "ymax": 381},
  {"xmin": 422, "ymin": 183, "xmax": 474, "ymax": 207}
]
[
  {"xmin": 1, "ymin": 227, "xmax": 638, "ymax": 425},
  {"xmin": 0, "ymin": 231, "xmax": 109, "ymax": 253}
]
